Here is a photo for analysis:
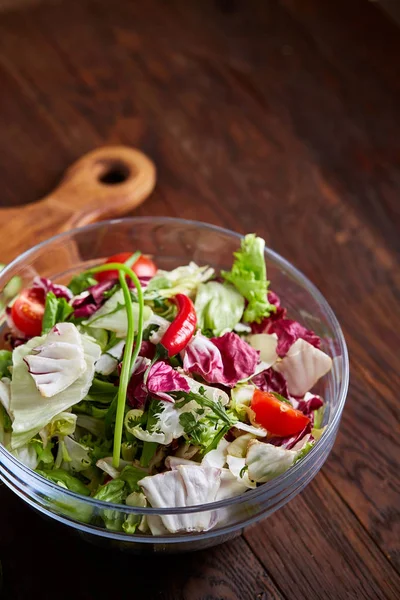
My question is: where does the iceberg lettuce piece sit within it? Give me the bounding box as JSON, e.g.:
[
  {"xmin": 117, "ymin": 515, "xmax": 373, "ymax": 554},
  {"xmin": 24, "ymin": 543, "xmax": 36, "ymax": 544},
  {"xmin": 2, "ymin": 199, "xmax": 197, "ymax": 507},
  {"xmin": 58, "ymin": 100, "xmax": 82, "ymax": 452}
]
[
  {"xmin": 84, "ymin": 288, "xmax": 152, "ymax": 337},
  {"xmin": 24, "ymin": 324, "xmax": 86, "ymax": 398},
  {"xmin": 195, "ymin": 281, "xmax": 244, "ymax": 336},
  {"xmin": 10, "ymin": 329, "xmax": 100, "ymax": 449},
  {"xmin": 145, "ymin": 262, "xmax": 214, "ymax": 300}
]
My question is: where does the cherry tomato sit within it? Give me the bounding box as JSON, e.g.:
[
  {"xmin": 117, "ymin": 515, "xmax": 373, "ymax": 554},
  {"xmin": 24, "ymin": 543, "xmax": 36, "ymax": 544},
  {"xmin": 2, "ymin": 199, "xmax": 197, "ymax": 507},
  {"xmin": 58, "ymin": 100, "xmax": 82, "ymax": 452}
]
[
  {"xmin": 11, "ymin": 288, "xmax": 45, "ymax": 337},
  {"xmin": 95, "ymin": 253, "xmax": 157, "ymax": 282},
  {"xmin": 251, "ymin": 389, "xmax": 310, "ymax": 437}
]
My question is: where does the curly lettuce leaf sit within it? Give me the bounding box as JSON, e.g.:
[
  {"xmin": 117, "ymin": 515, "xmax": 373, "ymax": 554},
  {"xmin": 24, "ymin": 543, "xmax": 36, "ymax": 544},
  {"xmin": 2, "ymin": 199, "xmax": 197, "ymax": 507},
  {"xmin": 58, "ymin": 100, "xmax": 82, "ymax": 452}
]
[{"xmin": 222, "ymin": 234, "xmax": 275, "ymax": 323}]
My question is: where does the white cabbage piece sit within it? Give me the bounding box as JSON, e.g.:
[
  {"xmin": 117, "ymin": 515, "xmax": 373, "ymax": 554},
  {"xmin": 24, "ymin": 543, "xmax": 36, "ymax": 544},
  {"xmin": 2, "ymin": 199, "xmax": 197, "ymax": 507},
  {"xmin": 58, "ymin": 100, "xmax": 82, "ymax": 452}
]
[
  {"xmin": 145, "ymin": 262, "xmax": 214, "ymax": 300},
  {"xmin": 227, "ymin": 433, "xmax": 255, "ymax": 458},
  {"xmin": 246, "ymin": 333, "xmax": 278, "ymax": 367},
  {"xmin": 11, "ymin": 444, "xmax": 39, "ymax": 470},
  {"xmin": 273, "ymin": 338, "xmax": 332, "ymax": 397},
  {"xmin": 202, "ymin": 438, "xmax": 229, "ymax": 469},
  {"xmin": 95, "ymin": 340, "xmax": 125, "ymax": 376},
  {"xmin": 96, "ymin": 459, "xmax": 120, "ymax": 480},
  {"xmin": 95, "ymin": 456, "xmax": 131, "ymax": 479},
  {"xmin": 182, "ymin": 373, "xmax": 230, "ymax": 407},
  {"xmin": 226, "ymin": 434, "xmax": 257, "ymax": 489},
  {"xmin": 233, "ymin": 421, "xmax": 267, "ymax": 437},
  {"xmin": 217, "ymin": 468, "xmax": 250, "ymax": 499},
  {"xmin": 147, "ymin": 515, "xmax": 169, "ymax": 536},
  {"xmin": 10, "ymin": 331, "xmax": 100, "ymax": 449},
  {"xmin": 63, "ymin": 436, "xmax": 91, "ymax": 472},
  {"xmin": 146, "ymin": 315, "xmax": 171, "ymax": 344},
  {"xmin": 165, "ymin": 455, "xmax": 197, "ymax": 470},
  {"xmin": 24, "ymin": 324, "xmax": 87, "ymax": 398},
  {"xmin": 165, "ymin": 448, "xmax": 249, "ymax": 501},
  {"xmin": 245, "ymin": 439, "xmax": 298, "ymax": 483},
  {"xmin": 226, "ymin": 455, "xmax": 256, "ymax": 489},
  {"xmin": 39, "ymin": 411, "xmax": 77, "ymax": 447},
  {"xmin": 140, "ymin": 465, "xmax": 221, "ymax": 533},
  {"xmin": 84, "ymin": 288, "xmax": 153, "ymax": 337}
]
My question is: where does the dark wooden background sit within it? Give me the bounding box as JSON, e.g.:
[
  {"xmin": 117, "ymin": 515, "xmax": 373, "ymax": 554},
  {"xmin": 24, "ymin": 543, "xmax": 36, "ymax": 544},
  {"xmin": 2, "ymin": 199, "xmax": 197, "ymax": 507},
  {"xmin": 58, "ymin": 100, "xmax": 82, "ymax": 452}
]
[{"xmin": 0, "ymin": 1, "xmax": 399, "ymax": 599}]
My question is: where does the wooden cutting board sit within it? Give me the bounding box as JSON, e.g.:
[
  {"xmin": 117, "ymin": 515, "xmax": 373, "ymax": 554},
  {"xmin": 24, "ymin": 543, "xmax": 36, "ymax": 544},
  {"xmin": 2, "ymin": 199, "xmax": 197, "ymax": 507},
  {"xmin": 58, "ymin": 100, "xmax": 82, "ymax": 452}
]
[{"xmin": 0, "ymin": 146, "xmax": 156, "ymax": 264}]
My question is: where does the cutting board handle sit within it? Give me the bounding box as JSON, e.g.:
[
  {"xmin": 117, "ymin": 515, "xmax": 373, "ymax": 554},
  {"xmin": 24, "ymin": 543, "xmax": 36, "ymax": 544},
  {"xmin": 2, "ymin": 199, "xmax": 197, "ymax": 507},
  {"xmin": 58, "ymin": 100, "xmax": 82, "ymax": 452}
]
[
  {"xmin": 0, "ymin": 146, "xmax": 156, "ymax": 263},
  {"xmin": 46, "ymin": 145, "xmax": 156, "ymax": 230}
]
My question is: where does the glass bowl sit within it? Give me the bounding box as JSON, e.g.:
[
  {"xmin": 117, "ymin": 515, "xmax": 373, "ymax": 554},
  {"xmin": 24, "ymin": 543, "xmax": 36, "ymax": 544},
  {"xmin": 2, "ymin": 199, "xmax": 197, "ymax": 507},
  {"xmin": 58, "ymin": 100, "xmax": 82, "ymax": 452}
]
[{"xmin": 0, "ymin": 217, "xmax": 349, "ymax": 553}]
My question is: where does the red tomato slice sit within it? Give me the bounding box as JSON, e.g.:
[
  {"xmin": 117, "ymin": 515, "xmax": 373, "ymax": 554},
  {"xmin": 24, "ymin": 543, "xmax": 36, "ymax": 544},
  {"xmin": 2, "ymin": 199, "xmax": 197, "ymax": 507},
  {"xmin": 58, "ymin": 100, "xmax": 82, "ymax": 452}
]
[
  {"xmin": 251, "ymin": 389, "xmax": 310, "ymax": 437},
  {"xmin": 95, "ymin": 253, "xmax": 157, "ymax": 282},
  {"xmin": 11, "ymin": 288, "xmax": 45, "ymax": 337}
]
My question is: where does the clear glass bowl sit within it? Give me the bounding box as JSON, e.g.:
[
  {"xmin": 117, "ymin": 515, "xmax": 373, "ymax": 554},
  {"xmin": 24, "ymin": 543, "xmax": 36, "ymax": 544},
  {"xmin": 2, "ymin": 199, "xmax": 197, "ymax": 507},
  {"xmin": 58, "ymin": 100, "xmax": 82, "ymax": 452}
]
[{"xmin": 0, "ymin": 218, "xmax": 349, "ymax": 553}]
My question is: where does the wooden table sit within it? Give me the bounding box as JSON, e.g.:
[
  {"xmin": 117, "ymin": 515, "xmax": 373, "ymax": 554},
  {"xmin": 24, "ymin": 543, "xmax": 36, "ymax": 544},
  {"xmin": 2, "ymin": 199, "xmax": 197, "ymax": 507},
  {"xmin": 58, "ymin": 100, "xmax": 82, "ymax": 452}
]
[{"xmin": 0, "ymin": 1, "xmax": 399, "ymax": 598}]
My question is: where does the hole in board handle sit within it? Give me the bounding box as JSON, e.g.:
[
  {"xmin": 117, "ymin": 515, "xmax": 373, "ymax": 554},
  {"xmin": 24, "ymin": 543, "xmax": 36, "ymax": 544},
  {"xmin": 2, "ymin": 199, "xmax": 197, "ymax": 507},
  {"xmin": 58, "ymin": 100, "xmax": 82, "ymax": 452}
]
[{"xmin": 98, "ymin": 160, "xmax": 131, "ymax": 185}]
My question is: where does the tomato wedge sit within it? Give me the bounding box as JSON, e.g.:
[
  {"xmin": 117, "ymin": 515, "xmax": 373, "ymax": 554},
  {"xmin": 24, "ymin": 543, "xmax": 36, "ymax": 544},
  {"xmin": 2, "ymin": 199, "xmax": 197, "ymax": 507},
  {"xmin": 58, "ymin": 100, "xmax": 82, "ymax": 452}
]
[
  {"xmin": 11, "ymin": 288, "xmax": 45, "ymax": 337},
  {"xmin": 251, "ymin": 389, "xmax": 310, "ymax": 437},
  {"xmin": 95, "ymin": 253, "xmax": 157, "ymax": 282}
]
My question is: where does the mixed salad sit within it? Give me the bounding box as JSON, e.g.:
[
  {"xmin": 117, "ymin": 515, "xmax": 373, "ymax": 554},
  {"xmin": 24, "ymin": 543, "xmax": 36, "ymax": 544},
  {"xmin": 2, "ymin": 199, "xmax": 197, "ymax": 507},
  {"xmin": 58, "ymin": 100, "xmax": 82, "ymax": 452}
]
[{"xmin": 0, "ymin": 235, "xmax": 332, "ymax": 535}]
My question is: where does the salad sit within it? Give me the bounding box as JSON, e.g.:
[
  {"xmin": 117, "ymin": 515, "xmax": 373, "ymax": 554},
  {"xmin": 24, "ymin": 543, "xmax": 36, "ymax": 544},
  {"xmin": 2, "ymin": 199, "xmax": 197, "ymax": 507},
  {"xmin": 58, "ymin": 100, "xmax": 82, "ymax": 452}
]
[{"xmin": 0, "ymin": 235, "xmax": 332, "ymax": 535}]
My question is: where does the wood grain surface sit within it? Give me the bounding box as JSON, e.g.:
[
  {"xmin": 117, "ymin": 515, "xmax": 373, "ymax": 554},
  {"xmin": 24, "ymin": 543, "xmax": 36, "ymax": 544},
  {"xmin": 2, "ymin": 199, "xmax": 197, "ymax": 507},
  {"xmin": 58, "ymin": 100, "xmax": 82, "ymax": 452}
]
[{"xmin": 0, "ymin": 1, "xmax": 399, "ymax": 599}]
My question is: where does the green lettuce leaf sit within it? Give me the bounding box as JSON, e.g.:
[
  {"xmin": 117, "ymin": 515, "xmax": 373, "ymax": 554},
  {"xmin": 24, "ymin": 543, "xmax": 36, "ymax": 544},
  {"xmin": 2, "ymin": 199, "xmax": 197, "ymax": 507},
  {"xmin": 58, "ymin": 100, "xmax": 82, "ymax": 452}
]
[
  {"xmin": 93, "ymin": 479, "xmax": 127, "ymax": 531},
  {"xmin": 10, "ymin": 332, "xmax": 100, "ymax": 449},
  {"xmin": 30, "ymin": 437, "xmax": 55, "ymax": 467},
  {"xmin": 222, "ymin": 234, "xmax": 275, "ymax": 323},
  {"xmin": 0, "ymin": 351, "xmax": 12, "ymax": 379},
  {"xmin": 122, "ymin": 492, "xmax": 147, "ymax": 534},
  {"xmin": 119, "ymin": 465, "xmax": 147, "ymax": 493},
  {"xmin": 36, "ymin": 468, "xmax": 90, "ymax": 496},
  {"xmin": 42, "ymin": 292, "xmax": 73, "ymax": 334},
  {"xmin": 194, "ymin": 282, "xmax": 245, "ymax": 336},
  {"xmin": 67, "ymin": 273, "xmax": 97, "ymax": 296},
  {"xmin": 0, "ymin": 404, "xmax": 11, "ymax": 446}
]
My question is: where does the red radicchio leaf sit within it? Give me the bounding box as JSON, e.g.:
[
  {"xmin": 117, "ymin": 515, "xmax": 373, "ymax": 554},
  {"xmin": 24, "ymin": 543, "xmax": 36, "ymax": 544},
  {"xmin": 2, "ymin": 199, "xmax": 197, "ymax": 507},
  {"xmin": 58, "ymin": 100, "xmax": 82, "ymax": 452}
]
[
  {"xmin": 126, "ymin": 357, "xmax": 149, "ymax": 408},
  {"xmin": 137, "ymin": 340, "xmax": 156, "ymax": 360},
  {"xmin": 32, "ymin": 276, "xmax": 73, "ymax": 301},
  {"xmin": 126, "ymin": 359, "xmax": 191, "ymax": 407},
  {"xmin": 72, "ymin": 280, "xmax": 116, "ymax": 319},
  {"xmin": 268, "ymin": 319, "xmax": 321, "ymax": 357},
  {"xmin": 183, "ymin": 332, "xmax": 259, "ymax": 387},
  {"xmin": 249, "ymin": 292, "xmax": 321, "ymax": 357},
  {"xmin": 269, "ymin": 422, "xmax": 313, "ymax": 449},
  {"xmin": 251, "ymin": 366, "xmax": 289, "ymax": 398},
  {"xmin": 146, "ymin": 361, "xmax": 190, "ymax": 402},
  {"xmin": 291, "ymin": 394, "xmax": 323, "ymax": 420},
  {"xmin": 182, "ymin": 334, "xmax": 223, "ymax": 383}
]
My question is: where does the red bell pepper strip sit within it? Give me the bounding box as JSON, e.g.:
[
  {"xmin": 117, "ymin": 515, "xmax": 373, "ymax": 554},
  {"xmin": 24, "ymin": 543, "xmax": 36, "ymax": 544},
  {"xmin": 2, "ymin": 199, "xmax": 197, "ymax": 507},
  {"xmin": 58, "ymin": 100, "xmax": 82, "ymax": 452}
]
[{"xmin": 160, "ymin": 293, "xmax": 197, "ymax": 357}]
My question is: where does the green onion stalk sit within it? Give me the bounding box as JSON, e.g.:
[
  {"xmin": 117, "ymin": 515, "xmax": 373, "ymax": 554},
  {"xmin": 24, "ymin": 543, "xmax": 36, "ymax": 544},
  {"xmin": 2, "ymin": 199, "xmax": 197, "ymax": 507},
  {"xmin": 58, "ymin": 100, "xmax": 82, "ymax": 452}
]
[{"xmin": 84, "ymin": 262, "xmax": 144, "ymax": 468}]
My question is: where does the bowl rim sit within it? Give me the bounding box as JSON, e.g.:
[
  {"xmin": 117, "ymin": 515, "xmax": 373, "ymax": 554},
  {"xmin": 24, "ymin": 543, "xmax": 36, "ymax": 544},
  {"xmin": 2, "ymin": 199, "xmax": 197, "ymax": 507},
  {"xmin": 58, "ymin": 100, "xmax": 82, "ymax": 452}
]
[{"xmin": 0, "ymin": 216, "xmax": 349, "ymax": 516}]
